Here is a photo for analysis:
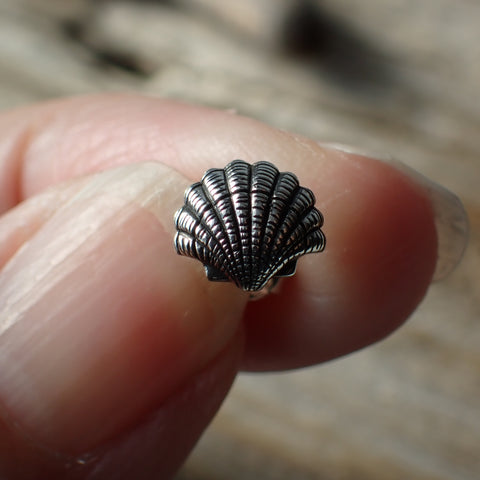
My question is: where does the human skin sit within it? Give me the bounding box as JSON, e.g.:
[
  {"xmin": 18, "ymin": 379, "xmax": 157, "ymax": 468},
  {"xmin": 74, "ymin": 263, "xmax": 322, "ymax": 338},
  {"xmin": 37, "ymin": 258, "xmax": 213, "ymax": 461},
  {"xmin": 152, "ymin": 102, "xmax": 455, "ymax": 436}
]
[{"xmin": 0, "ymin": 94, "xmax": 463, "ymax": 479}]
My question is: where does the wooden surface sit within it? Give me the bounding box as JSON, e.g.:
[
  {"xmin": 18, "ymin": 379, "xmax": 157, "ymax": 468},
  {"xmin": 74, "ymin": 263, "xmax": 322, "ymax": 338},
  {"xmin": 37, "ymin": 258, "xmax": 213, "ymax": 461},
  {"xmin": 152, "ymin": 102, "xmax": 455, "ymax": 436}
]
[{"xmin": 0, "ymin": 1, "xmax": 479, "ymax": 478}]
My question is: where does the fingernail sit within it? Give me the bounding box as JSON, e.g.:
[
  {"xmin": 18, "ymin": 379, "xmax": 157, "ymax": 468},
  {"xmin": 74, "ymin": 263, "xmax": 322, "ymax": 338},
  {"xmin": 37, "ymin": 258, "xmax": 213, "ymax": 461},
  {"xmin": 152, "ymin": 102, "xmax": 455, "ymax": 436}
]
[
  {"xmin": 319, "ymin": 142, "xmax": 469, "ymax": 280},
  {"xmin": 0, "ymin": 163, "xmax": 246, "ymax": 453}
]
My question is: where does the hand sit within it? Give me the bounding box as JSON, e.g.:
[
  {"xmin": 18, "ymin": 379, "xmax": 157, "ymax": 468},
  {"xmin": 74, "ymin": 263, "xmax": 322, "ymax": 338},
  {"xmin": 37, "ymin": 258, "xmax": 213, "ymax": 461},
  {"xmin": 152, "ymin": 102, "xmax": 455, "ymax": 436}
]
[{"xmin": 0, "ymin": 94, "xmax": 463, "ymax": 479}]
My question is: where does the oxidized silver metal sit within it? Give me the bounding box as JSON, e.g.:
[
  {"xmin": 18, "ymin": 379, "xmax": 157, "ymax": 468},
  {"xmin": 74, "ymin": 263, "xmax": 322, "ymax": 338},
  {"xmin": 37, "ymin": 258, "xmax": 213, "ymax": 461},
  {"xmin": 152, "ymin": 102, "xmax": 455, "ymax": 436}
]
[{"xmin": 174, "ymin": 160, "xmax": 326, "ymax": 292}]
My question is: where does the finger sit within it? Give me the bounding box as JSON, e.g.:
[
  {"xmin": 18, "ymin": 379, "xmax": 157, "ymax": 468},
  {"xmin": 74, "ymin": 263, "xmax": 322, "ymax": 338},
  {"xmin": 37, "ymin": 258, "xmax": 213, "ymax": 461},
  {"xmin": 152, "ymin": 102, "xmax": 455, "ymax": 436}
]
[
  {"xmin": 0, "ymin": 163, "xmax": 247, "ymax": 477},
  {"xmin": 0, "ymin": 94, "xmax": 463, "ymax": 370},
  {"xmin": 243, "ymin": 156, "xmax": 437, "ymax": 369}
]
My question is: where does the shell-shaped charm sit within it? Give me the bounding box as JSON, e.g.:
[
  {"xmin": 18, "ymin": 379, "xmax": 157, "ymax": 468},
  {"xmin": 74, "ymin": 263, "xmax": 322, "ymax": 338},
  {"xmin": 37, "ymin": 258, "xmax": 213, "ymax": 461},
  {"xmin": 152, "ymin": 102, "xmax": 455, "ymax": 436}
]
[{"xmin": 174, "ymin": 160, "xmax": 326, "ymax": 292}]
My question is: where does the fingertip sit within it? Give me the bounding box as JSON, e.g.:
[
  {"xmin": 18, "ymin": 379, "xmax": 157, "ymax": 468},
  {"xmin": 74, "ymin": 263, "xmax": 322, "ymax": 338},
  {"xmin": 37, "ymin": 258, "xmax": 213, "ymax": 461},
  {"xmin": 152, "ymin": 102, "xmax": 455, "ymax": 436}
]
[
  {"xmin": 242, "ymin": 152, "xmax": 438, "ymax": 370},
  {"xmin": 0, "ymin": 163, "xmax": 247, "ymax": 454}
]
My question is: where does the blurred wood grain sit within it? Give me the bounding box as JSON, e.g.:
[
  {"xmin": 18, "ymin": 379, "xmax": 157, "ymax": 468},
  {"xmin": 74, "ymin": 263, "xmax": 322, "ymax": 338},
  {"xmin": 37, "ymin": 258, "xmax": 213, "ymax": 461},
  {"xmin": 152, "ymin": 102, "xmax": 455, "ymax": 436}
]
[{"xmin": 0, "ymin": 1, "xmax": 478, "ymax": 478}]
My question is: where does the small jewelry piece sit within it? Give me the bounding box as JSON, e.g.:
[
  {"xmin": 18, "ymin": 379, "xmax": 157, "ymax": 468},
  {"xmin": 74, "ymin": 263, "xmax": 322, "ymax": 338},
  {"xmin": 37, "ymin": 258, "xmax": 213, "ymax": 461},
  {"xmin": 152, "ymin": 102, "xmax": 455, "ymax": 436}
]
[{"xmin": 174, "ymin": 159, "xmax": 326, "ymax": 293}]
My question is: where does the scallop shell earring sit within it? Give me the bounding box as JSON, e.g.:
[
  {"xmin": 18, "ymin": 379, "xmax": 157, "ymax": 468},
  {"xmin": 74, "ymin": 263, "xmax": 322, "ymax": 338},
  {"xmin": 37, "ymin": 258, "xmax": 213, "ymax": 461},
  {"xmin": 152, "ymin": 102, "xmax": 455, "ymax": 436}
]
[{"xmin": 174, "ymin": 159, "xmax": 326, "ymax": 295}]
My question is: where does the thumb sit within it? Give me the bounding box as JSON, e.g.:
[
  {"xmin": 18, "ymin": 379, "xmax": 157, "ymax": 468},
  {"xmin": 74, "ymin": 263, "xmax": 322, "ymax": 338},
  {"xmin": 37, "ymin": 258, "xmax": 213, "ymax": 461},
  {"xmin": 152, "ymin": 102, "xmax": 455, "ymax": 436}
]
[{"xmin": 0, "ymin": 163, "xmax": 247, "ymax": 478}]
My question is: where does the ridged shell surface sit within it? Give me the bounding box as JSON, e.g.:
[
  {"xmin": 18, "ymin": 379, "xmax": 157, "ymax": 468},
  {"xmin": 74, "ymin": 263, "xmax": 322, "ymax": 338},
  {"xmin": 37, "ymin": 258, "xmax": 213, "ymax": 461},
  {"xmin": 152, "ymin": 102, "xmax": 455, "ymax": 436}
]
[{"xmin": 174, "ymin": 160, "xmax": 326, "ymax": 291}]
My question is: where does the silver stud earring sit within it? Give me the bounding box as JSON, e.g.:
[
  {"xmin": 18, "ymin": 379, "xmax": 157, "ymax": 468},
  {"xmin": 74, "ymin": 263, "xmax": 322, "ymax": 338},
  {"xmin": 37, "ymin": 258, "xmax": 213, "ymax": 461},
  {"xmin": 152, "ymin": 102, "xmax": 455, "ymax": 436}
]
[{"xmin": 174, "ymin": 160, "xmax": 325, "ymax": 295}]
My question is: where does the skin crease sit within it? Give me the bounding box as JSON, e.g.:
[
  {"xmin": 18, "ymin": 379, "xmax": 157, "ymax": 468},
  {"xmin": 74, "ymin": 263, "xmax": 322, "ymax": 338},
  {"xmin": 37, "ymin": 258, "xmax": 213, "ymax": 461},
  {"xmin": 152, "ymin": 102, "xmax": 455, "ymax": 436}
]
[{"xmin": 0, "ymin": 94, "xmax": 438, "ymax": 479}]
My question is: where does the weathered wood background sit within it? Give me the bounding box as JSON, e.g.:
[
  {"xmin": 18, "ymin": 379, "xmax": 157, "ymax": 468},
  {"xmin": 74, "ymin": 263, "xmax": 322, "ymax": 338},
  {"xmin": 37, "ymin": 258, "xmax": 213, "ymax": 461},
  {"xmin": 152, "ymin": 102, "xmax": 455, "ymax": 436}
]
[{"xmin": 0, "ymin": 1, "xmax": 479, "ymax": 478}]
